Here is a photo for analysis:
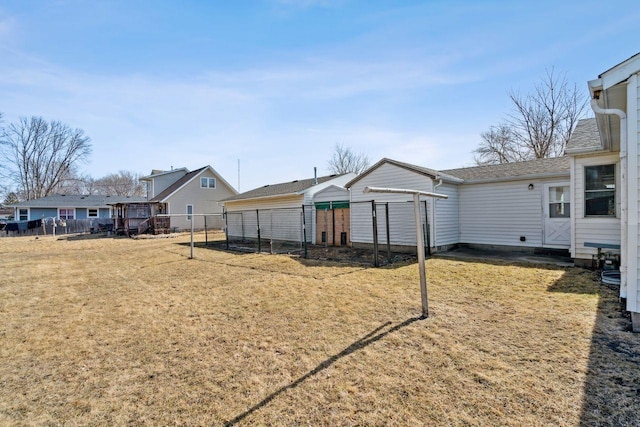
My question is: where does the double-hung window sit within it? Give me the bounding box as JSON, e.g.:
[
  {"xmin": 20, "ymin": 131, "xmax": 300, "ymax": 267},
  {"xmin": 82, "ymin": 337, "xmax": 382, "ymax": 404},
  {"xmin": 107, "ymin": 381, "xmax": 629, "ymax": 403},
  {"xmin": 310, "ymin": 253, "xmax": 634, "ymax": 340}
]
[
  {"xmin": 19, "ymin": 208, "xmax": 28, "ymax": 221},
  {"xmin": 585, "ymin": 165, "xmax": 615, "ymax": 216},
  {"xmin": 200, "ymin": 177, "xmax": 216, "ymax": 189},
  {"xmin": 88, "ymin": 208, "xmax": 99, "ymax": 218},
  {"xmin": 186, "ymin": 204, "xmax": 193, "ymax": 221},
  {"xmin": 59, "ymin": 208, "xmax": 75, "ymax": 220}
]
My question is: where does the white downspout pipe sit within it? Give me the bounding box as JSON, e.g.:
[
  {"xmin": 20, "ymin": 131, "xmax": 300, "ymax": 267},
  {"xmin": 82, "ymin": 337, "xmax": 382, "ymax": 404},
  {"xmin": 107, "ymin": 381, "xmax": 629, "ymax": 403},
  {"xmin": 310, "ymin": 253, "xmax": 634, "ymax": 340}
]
[
  {"xmin": 590, "ymin": 97, "xmax": 627, "ymax": 298},
  {"xmin": 433, "ymin": 177, "xmax": 444, "ymax": 249}
]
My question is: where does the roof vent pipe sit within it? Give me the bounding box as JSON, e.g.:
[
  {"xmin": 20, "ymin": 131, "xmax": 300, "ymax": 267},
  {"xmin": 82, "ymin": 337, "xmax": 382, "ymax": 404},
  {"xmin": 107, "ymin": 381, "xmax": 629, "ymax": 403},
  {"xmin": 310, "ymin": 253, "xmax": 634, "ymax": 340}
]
[{"xmin": 314, "ymin": 167, "xmax": 318, "ymax": 185}]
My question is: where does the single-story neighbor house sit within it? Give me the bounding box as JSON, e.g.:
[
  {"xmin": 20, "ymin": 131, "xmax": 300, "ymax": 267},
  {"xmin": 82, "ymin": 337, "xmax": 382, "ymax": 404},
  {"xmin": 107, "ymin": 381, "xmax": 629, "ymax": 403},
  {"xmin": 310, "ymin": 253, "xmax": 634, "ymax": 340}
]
[
  {"xmin": 583, "ymin": 52, "xmax": 640, "ymax": 331},
  {"xmin": 346, "ymin": 156, "xmax": 571, "ymax": 253},
  {"xmin": 221, "ymin": 172, "xmax": 356, "ymax": 245},
  {"xmin": 10, "ymin": 194, "xmax": 146, "ymax": 222}
]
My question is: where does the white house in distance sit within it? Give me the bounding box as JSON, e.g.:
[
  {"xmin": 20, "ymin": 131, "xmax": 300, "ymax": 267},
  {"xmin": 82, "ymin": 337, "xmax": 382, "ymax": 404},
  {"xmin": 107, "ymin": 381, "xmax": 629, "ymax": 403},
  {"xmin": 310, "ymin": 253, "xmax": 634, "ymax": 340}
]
[
  {"xmin": 221, "ymin": 172, "xmax": 356, "ymax": 245},
  {"xmin": 346, "ymin": 157, "xmax": 571, "ymax": 253},
  {"xmin": 583, "ymin": 52, "xmax": 640, "ymax": 331}
]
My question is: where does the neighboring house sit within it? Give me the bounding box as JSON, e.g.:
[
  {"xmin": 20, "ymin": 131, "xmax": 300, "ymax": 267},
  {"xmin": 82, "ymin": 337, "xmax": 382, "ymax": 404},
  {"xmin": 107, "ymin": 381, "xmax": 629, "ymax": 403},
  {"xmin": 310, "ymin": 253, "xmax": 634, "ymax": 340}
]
[
  {"xmin": 10, "ymin": 194, "xmax": 146, "ymax": 222},
  {"xmin": 127, "ymin": 165, "xmax": 238, "ymax": 232},
  {"xmin": 221, "ymin": 173, "xmax": 356, "ymax": 244},
  {"xmin": 346, "ymin": 157, "xmax": 571, "ymax": 252},
  {"xmin": 583, "ymin": 52, "xmax": 640, "ymax": 331}
]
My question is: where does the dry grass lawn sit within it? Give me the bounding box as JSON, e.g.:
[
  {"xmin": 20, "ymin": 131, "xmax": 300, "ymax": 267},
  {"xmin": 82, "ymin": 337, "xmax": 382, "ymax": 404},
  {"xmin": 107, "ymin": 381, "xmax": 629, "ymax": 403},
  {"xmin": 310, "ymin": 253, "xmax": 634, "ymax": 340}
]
[{"xmin": 1, "ymin": 232, "xmax": 639, "ymax": 426}]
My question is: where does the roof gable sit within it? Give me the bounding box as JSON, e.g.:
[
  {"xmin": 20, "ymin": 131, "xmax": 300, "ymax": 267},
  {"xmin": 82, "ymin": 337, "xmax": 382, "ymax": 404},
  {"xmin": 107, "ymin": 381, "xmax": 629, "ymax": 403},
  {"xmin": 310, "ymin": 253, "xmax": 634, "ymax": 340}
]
[
  {"xmin": 149, "ymin": 165, "xmax": 238, "ymax": 202},
  {"xmin": 565, "ymin": 118, "xmax": 603, "ymax": 154},
  {"xmin": 345, "ymin": 158, "xmax": 462, "ymax": 188}
]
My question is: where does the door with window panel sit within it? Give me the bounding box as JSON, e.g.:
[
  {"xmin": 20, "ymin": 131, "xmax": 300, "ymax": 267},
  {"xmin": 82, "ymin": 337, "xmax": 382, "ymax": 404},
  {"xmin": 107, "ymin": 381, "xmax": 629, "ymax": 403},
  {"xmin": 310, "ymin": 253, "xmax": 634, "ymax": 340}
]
[{"xmin": 543, "ymin": 183, "xmax": 571, "ymax": 247}]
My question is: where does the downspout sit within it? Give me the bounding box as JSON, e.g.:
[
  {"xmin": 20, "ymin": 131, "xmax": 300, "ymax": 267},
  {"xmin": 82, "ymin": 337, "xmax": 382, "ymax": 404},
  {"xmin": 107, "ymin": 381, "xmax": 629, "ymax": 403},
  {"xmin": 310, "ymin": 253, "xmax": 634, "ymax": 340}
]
[
  {"xmin": 433, "ymin": 176, "xmax": 443, "ymax": 249},
  {"xmin": 590, "ymin": 96, "xmax": 627, "ymax": 298}
]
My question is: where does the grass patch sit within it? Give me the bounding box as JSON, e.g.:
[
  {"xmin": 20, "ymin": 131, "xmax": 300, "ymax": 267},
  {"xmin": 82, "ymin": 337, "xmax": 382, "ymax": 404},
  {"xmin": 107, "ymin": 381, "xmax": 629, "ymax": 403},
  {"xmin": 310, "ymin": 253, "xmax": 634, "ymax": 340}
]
[{"xmin": 1, "ymin": 233, "xmax": 638, "ymax": 425}]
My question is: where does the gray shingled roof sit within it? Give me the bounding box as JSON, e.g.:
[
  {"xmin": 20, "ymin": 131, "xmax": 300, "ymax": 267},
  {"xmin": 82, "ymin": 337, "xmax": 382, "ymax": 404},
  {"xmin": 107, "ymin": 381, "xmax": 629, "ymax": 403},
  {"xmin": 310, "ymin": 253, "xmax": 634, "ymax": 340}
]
[
  {"xmin": 441, "ymin": 156, "xmax": 569, "ymax": 182},
  {"xmin": 11, "ymin": 194, "xmax": 147, "ymax": 208},
  {"xmin": 149, "ymin": 167, "xmax": 206, "ymax": 202},
  {"xmin": 223, "ymin": 174, "xmax": 343, "ymax": 202},
  {"xmin": 565, "ymin": 118, "xmax": 602, "ymax": 153}
]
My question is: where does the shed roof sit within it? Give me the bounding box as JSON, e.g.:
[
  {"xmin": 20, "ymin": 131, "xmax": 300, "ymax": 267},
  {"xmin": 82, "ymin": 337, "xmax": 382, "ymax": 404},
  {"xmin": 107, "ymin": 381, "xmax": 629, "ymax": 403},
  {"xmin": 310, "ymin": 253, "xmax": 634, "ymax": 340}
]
[
  {"xmin": 345, "ymin": 158, "xmax": 462, "ymax": 188},
  {"xmin": 222, "ymin": 174, "xmax": 344, "ymax": 202},
  {"xmin": 565, "ymin": 118, "xmax": 603, "ymax": 154},
  {"xmin": 441, "ymin": 156, "xmax": 569, "ymax": 182},
  {"xmin": 11, "ymin": 194, "xmax": 146, "ymax": 208}
]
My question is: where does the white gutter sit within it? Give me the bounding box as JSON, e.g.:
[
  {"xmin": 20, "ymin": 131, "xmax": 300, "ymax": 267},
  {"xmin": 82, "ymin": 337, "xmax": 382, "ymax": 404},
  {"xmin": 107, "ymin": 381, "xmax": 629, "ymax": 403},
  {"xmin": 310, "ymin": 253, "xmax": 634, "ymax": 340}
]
[
  {"xmin": 433, "ymin": 176, "xmax": 444, "ymax": 248},
  {"xmin": 590, "ymin": 96, "xmax": 628, "ymax": 298}
]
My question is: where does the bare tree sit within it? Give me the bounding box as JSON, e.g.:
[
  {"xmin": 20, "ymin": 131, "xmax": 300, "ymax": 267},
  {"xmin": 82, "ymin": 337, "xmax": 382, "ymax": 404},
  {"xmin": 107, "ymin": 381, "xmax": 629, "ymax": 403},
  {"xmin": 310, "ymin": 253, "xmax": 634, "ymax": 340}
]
[
  {"xmin": 95, "ymin": 170, "xmax": 145, "ymax": 197},
  {"xmin": 0, "ymin": 116, "xmax": 92, "ymax": 200},
  {"xmin": 473, "ymin": 124, "xmax": 524, "ymax": 165},
  {"xmin": 474, "ymin": 69, "xmax": 588, "ymax": 164},
  {"xmin": 327, "ymin": 143, "xmax": 370, "ymax": 174}
]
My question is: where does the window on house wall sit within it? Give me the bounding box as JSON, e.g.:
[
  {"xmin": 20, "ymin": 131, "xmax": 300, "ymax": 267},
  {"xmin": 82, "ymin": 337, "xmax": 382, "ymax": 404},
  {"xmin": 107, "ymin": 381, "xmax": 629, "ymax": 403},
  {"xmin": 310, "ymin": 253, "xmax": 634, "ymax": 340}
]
[
  {"xmin": 549, "ymin": 186, "xmax": 570, "ymax": 218},
  {"xmin": 200, "ymin": 177, "xmax": 216, "ymax": 188},
  {"xmin": 59, "ymin": 208, "xmax": 75, "ymax": 220},
  {"xmin": 186, "ymin": 204, "xmax": 193, "ymax": 220},
  {"xmin": 88, "ymin": 208, "xmax": 99, "ymax": 218},
  {"xmin": 585, "ymin": 164, "xmax": 615, "ymax": 216},
  {"xmin": 19, "ymin": 208, "xmax": 28, "ymax": 221}
]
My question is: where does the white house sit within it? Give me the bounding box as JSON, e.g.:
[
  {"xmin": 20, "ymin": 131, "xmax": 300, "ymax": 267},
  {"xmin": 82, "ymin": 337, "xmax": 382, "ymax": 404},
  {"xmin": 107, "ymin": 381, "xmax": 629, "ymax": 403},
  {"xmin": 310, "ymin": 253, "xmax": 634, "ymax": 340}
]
[
  {"xmin": 583, "ymin": 52, "xmax": 640, "ymax": 331},
  {"xmin": 221, "ymin": 173, "xmax": 356, "ymax": 244},
  {"xmin": 345, "ymin": 157, "xmax": 570, "ymax": 252}
]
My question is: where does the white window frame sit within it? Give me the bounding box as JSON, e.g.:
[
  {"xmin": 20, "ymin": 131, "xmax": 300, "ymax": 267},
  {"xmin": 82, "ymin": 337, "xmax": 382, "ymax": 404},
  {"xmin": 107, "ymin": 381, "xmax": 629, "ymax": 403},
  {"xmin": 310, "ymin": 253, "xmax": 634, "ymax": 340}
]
[
  {"xmin": 186, "ymin": 204, "xmax": 193, "ymax": 221},
  {"xmin": 88, "ymin": 208, "xmax": 99, "ymax": 218},
  {"xmin": 18, "ymin": 208, "xmax": 29, "ymax": 221},
  {"xmin": 200, "ymin": 177, "xmax": 216, "ymax": 189},
  {"xmin": 58, "ymin": 208, "xmax": 76, "ymax": 220},
  {"xmin": 584, "ymin": 164, "xmax": 616, "ymax": 217}
]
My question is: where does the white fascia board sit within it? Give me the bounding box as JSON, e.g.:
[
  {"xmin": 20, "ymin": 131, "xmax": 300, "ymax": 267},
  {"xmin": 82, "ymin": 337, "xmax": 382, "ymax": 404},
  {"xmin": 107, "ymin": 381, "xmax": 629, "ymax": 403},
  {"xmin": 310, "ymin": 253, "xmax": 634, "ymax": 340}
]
[
  {"xmin": 460, "ymin": 171, "xmax": 570, "ymax": 185},
  {"xmin": 600, "ymin": 56, "xmax": 640, "ymax": 90}
]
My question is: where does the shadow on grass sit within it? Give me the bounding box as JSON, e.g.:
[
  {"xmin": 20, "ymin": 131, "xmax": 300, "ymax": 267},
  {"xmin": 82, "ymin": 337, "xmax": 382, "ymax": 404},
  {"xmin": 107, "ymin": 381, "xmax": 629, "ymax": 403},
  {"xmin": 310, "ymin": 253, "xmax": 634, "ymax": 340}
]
[
  {"xmin": 548, "ymin": 270, "xmax": 640, "ymax": 425},
  {"xmin": 223, "ymin": 316, "xmax": 422, "ymax": 426}
]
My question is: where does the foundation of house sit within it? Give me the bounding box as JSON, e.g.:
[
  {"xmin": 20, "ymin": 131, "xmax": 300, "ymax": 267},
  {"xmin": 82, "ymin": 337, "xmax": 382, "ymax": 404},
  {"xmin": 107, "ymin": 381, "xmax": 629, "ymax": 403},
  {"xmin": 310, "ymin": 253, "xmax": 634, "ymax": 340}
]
[{"xmin": 632, "ymin": 312, "xmax": 640, "ymax": 333}]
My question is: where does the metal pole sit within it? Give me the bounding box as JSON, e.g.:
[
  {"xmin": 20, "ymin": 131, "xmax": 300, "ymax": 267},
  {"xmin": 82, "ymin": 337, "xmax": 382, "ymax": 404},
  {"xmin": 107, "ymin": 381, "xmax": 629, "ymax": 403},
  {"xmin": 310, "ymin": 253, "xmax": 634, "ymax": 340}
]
[
  {"xmin": 301, "ymin": 205, "xmax": 308, "ymax": 259},
  {"xmin": 204, "ymin": 215, "xmax": 208, "ymax": 246},
  {"xmin": 372, "ymin": 201, "xmax": 379, "ymax": 267},
  {"xmin": 256, "ymin": 209, "xmax": 261, "ymax": 253},
  {"xmin": 190, "ymin": 213, "xmax": 194, "ymax": 259},
  {"xmin": 332, "ymin": 204, "xmax": 336, "ymax": 246},
  {"xmin": 385, "ymin": 202, "xmax": 391, "ymax": 261},
  {"xmin": 324, "ymin": 209, "xmax": 328, "ymax": 248},
  {"xmin": 424, "ymin": 200, "xmax": 431, "ymax": 256},
  {"xmin": 224, "ymin": 208, "xmax": 229, "ymax": 250},
  {"xmin": 414, "ymin": 194, "xmax": 428, "ymax": 318}
]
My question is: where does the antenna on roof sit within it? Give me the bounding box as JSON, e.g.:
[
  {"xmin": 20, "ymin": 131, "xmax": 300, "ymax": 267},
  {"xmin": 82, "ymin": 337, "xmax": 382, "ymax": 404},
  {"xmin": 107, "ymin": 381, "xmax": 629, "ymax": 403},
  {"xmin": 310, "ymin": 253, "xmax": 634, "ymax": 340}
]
[{"xmin": 314, "ymin": 167, "xmax": 317, "ymax": 185}]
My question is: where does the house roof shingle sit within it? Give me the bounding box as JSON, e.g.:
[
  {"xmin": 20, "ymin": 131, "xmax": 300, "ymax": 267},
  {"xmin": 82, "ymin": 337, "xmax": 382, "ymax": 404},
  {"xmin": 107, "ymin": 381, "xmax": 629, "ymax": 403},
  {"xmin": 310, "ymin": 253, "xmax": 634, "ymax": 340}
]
[
  {"xmin": 565, "ymin": 118, "xmax": 603, "ymax": 154},
  {"xmin": 441, "ymin": 156, "xmax": 570, "ymax": 182},
  {"xmin": 11, "ymin": 194, "xmax": 147, "ymax": 208},
  {"xmin": 222, "ymin": 174, "xmax": 344, "ymax": 202}
]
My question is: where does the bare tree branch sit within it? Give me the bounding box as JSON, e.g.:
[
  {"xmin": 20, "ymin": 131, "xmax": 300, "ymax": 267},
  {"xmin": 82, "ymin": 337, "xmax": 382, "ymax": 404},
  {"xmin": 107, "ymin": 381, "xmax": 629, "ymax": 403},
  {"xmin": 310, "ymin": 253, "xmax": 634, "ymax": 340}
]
[
  {"xmin": 0, "ymin": 116, "xmax": 92, "ymax": 200},
  {"xmin": 474, "ymin": 68, "xmax": 588, "ymax": 165},
  {"xmin": 327, "ymin": 143, "xmax": 370, "ymax": 175}
]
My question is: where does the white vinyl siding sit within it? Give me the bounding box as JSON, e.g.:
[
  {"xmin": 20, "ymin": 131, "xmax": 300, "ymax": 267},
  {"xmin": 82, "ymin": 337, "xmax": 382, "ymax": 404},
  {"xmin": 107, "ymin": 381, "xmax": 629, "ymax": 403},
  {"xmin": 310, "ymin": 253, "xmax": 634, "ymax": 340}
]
[
  {"xmin": 459, "ymin": 180, "xmax": 544, "ymax": 248},
  {"xmin": 632, "ymin": 75, "xmax": 640, "ymax": 312},
  {"xmin": 572, "ymin": 153, "xmax": 621, "ymax": 261},
  {"xmin": 350, "ymin": 163, "xmax": 434, "ymax": 246},
  {"xmin": 434, "ymin": 183, "xmax": 459, "ymax": 246}
]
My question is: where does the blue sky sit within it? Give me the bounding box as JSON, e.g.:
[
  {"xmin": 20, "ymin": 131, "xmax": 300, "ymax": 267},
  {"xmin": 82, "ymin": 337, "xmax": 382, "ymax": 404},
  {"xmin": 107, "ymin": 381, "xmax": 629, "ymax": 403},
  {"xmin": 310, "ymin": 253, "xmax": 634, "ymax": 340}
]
[{"xmin": 1, "ymin": 1, "xmax": 638, "ymax": 192}]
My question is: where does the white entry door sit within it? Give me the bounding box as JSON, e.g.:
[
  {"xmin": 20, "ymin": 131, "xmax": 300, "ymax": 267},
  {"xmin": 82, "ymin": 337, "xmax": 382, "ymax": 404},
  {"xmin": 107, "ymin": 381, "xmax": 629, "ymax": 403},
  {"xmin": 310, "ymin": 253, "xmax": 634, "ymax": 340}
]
[{"xmin": 543, "ymin": 182, "xmax": 571, "ymax": 247}]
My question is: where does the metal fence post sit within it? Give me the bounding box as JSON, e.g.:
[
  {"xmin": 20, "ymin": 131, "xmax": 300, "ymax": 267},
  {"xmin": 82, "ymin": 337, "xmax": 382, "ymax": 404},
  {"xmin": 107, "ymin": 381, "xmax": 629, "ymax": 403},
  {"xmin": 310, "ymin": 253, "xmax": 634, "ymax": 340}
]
[
  {"xmin": 256, "ymin": 209, "xmax": 261, "ymax": 253},
  {"xmin": 301, "ymin": 204, "xmax": 308, "ymax": 259},
  {"xmin": 385, "ymin": 202, "xmax": 391, "ymax": 262},
  {"xmin": 224, "ymin": 208, "xmax": 229, "ymax": 250},
  {"xmin": 371, "ymin": 200, "xmax": 379, "ymax": 267}
]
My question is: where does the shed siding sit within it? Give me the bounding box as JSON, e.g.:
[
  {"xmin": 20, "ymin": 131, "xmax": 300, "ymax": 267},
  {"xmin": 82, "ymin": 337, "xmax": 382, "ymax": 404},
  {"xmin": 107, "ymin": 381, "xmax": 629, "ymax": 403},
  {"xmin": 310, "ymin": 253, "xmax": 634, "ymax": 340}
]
[
  {"xmin": 572, "ymin": 153, "xmax": 621, "ymax": 261},
  {"xmin": 459, "ymin": 180, "xmax": 544, "ymax": 248},
  {"xmin": 314, "ymin": 186, "xmax": 349, "ymax": 203},
  {"xmin": 350, "ymin": 162, "xmax": 433, "ymax": 246},
  {"xmin": 434, "ymin": 183, "xmax": 459, "ymax": 246},
  {"xmin": 166, "ymin": 170, "xmax": 237, "ymax": 231}
]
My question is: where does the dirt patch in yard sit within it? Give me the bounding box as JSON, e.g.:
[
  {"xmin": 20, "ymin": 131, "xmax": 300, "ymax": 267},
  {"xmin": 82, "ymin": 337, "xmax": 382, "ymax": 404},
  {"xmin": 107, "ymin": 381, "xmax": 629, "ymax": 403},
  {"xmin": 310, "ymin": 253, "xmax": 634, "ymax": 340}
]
[{"xmin": 0, "ymin": 232, "xmax": 639, "ymax": 426}]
